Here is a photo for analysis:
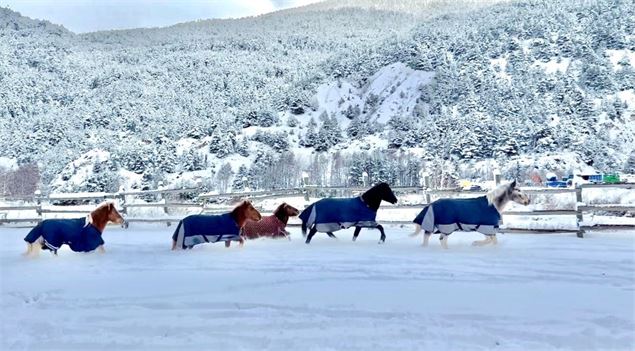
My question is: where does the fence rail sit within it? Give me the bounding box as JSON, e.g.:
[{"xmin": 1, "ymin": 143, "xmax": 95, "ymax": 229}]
[{"xmin": 1, "ymin": 184, "xmax": 634, "ymax": 236}]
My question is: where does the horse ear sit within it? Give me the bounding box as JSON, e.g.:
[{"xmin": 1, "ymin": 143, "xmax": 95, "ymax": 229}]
[
  {"xmin": 108, "ymin": 203, "xmax": 113, "ymax": 210},
  {"xmin": 510, "ymin": 180, "xmax": 517, "ymax": 189}
]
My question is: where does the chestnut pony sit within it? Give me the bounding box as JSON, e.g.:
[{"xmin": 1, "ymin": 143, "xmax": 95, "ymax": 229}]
[
  {"xmin": 172, "ymin": 200, "xmax": 261, "ymax": 250},
  {"xmin": 242, "ymin": 202, "xmax": 300, "ymax": 240},
  {"xmin": 23, "ymin": 202, "xmax": 125, "ymax": 256}
]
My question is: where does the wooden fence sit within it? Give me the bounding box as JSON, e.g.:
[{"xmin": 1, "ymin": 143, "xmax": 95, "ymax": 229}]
[{"xmin": 0, "ymin": 183, "xmax": 633, "ymax": 237}]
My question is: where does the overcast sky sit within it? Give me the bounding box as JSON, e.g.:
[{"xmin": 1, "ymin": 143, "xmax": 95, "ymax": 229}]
[{"xmin": 1, "ymin": 0, "xmax": 321, "ymax": 33}]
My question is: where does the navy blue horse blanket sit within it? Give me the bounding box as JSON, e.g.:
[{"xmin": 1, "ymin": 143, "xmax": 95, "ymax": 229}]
[
  {"xmin": 413, "ymin": 196, "xmax": 501, "ymax": 236},
  {"xmin": 172, "ymin": 213, "xmax": 241, "ymax": 249},
  {"xmin": 299, "ymin": 197, "xmax": 377, "ymax": 232},
  {"xmin": 24, "ymin": 217, "xmax": 104, "ymax": 253}
]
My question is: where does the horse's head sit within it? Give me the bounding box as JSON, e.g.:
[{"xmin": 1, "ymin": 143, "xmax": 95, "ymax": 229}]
[
  {"xmin": 90, "ymin": 202, "xmax": 125, "ymax": 231},
  {"xmin": 239, "ymin": 200, "xmax": 262, "ymax": 222},
  {"xmin": 108, "ymin": 203, "xmax": 126, "ymax": 224},
  {"xmin": 376, "ymin": 182, "xmax": 398, "ymax": 204},
  {"xmin": 281, "ymin": 203, "xmax": 300, "ymax": 217},
  {"xmin": 508, "ymin": 180, "xmax": 530, "ymax": 206}
]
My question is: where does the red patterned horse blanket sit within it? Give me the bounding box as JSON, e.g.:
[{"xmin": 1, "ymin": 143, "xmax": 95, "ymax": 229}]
[{"xmin": 242, "ymin": 215, "xmax": 288, "ymax": 239}]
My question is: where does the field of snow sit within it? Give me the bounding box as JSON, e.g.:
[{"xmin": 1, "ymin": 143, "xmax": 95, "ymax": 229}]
[{"xmin": 1, "ymin": 225, "xmax": 634, "ymax": 350}]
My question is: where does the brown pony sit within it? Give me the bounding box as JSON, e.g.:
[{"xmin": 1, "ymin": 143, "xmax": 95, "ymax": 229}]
[
  {"xmin": 89, "ymin": 202, "xmax": 126, "ymax": 233},
  {"xmin": 23, "ymin": 202, "xmax": 125, "ymax": 256},
  {"xmin": 172, "ymin": 200, "xmax": 261, "ymax": 250},
  {"xmin": 242, "ymin": 203, "xmax": 300, "ymax": 240}
]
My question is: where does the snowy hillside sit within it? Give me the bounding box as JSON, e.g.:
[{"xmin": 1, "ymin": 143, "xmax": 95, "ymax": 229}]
[{"xmin": 0, "ymin": 0, "xmax": 634, "ymax": 195}]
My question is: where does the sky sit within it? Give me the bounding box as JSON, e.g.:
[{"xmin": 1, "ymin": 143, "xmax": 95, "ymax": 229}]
[{"xmin": 1, "ymin": 0, "xmax": 321, "ymax": 33}]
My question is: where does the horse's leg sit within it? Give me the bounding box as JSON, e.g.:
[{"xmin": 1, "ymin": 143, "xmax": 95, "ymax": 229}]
[
  {"xmin": 491, "ymin": 235, "xmax": 498, "ymax": 245},
  {"xmin": 422, "ymin": 232, "xmax": 431, "ymax": 247},
  {"xmin": 171, "ymin": 240, "xmax": 177, "ymax": 250},
  {"xmin": 239, "ymin": 237, "xmax": 245, "ymax": 248},
  {"xmin": 376, "ymin": 224, "xmax": 386, "ymax": 244},
  {"xmin": 98, "ymin": 245, "xmax": 106, "ymax": 254},
  {"xmin": 225, "ymin": 241, "xmax": 231, "ymax": 248},
  {"xmin": 472, "ymin": 235, "xmax": 493, "ymax": 246},
  {"xmin": 305, "ymin": 227, "xmax": 318, "ymax": 244},
  {"xmin": 22, "ymin": 243, "xmax": 33, "ymax": 257},
  {"xmin": 326, "ymin": 232, "xmax": 338, "ymax": 239},
  {"xmin": 440, "ymin": 234, "xmax": 449, "ymax": 249},
  {"xmin": 352, "ymin": 226, "xmax": 362, "ymax": 241},
  {"xmin": 409, "ymin": 224, "xmax": 422, "ymax": 237},
  {"xmin": 301, "ymin": 221, "xmax": 308, "ymax": 237}
]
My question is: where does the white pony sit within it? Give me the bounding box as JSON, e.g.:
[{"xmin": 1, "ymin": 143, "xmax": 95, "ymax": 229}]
[{"xmin": 410, "ymin": 181, "xmax": 530, "ymax": 248}]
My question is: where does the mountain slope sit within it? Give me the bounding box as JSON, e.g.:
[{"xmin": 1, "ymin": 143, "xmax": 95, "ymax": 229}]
[{"xmin": 0, "ymin": 0, "xmax": 634, "ymax": 194}]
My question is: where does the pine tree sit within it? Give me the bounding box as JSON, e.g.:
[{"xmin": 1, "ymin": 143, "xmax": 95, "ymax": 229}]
[
  {"xmin": 624, "ymin": 151, "xmax": 635, "ymax": 174},
  {"xmin": 232, "ymin": 165, "xmax": 249, "ymax": 191}
]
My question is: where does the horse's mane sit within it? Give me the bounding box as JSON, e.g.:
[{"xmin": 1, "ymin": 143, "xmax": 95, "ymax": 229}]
[
  {"xmin": 230, "ymin": 201, "xmax": 248, "ymax": 219},
  {"xmin": 89, "ymin": 202, "xmax": 113, "ymax": 232},
  {"xmin": 486, "ymin": 183, "xmax": 511, "ymax": 206},
  {"xmin": 361, "ymin": 182, "xmax": 392, "ymax": 210},
  {"xmin": 273, "ymin": 203, "xmax": 286, "ymax": 220}
]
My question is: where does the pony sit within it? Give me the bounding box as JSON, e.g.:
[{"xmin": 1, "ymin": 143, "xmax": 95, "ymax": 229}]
[
  {"xmin": 242, "ymin": 203, "xmax": 300, "ymax": 240},
  {"xmin": 23, "ymin": 202, "xmax": 125, "ymax": 256},
  {"xmin": 300, "ymin": 182, "xmax": 398, "ymax": 244},
  {"xmin": 410, "ymin": 181, "xmax": 530, "ymax": 249},
  {"xmin": 171, "ymin": 200, "xmax": 261, "ymax": 250}
]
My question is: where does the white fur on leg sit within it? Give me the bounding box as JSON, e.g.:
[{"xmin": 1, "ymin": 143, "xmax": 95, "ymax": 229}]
[
  {"xmin": 491, "ymin": 235, "xmax": 498, "ymax": 245},
  {"xmin": 423, "ymin": 232, "xmax": 431, "ymax": 247},
  {"xmin": 98, "ymin": 245, "xmax": 106, "ymax": 254},
  {"xmin": 409, "ymin": 224, "xmax": 422, "ymax": 237},
  {"xmin": 440, "ymin": 234, "xmax": 449, "ymax": 249},
  {"xmin": 472, "ymin": 236, "xmax": 494, "ymax": 246},
  {"xmin": 23, "ymin": 237, "xmax": 43, "ymax": 257}
]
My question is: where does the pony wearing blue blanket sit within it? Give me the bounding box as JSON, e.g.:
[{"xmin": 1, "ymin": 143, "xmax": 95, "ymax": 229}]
[
  {"xmin": 23, "ymin": 202, "xmax": 125, "ymax": 257},
  {"xmin": 171, "ymin": 200, "xmax": 261, "ymax": 250},
  {"xmin": 411, "ymin": 181, "xmax": 529, "ymax": 249},
  {"xmin": 299, "ymin": 182, "xmax": 398, "ymax": 244}
]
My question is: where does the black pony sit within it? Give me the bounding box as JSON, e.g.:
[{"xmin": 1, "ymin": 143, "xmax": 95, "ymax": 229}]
[{"xmin": 299, "ymin": 182, "xmax": 398, "ymax": 244}]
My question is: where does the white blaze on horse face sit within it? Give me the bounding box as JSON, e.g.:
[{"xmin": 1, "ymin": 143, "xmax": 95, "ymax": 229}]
[{"xmin": 511, "ymin": 189, "xmax": 530, "ymax": 205}]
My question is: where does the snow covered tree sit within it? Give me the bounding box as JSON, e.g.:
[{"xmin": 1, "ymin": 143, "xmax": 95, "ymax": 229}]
[
  {"xmin": 216, "ymin": 163, "xmax": 233, "ymax": 193},
  {"xmin": 232, "ymin": 165, "xmax": 249, "ymax": 191},
  {"xmin": 624, "ymin": 151, "xmax": 635, "ymax": 174},
  {"xmin": 180, "ymin": 149, "xmax": 205, "ymax": 172}
]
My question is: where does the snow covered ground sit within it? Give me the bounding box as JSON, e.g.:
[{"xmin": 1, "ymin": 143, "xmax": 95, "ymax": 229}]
[{"xmin": 1, "ymin": 225, "xmax": 634, "ymax": 350}]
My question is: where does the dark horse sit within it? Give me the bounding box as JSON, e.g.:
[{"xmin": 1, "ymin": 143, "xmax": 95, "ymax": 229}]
[
  {"xmin": 299, "ymin": 182, "xmax": 398, "ymax": 244},
  {"xmin": 242, "ymin": 203, "xmax": 300, "ymax": 240},
  {"xmin": 171, "ymin": 200, "xmax": 261, "ymax": 250},
  {"xmin": 23, "ymin": 202, "xmax": 125, "ymax": 256}
]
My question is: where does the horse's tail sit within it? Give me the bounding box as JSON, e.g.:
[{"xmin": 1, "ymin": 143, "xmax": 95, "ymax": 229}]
[
  {"xmin": 413, "ymin": 205, "xmax": 429, "ymax": 225},
  {"xmin": 298, "ymin": 204, "xmax": 314, "ymax": 237},
  {"xmin": 24, "ymin": 222, "xmax": 43, "ymax": 244},
  {"xmin": 171, "ymin": 219, "xmax": 185, "ymax": 249}
]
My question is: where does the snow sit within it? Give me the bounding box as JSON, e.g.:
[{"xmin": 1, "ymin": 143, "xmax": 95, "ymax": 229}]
[
  {"xmin": 2, "ymin": 225, "xmax": 633, "ymax": 350},
  {"xmin": 362, "ymin": 62, "xmax": 434, "ymax": 124},
  {"xmin": 315, "ymin": 80, "xmax": 361, "ymax": 126},
  {"xmin": 606, "ymin": 49, "xmax": 635, "ymax": 70},
  {"xmin": 0, "ymin": 157, "xmax": 18, "ymax": 171},
  {"xmin": 533, "ymin": 57, "xmax": 571, "ymax": 74}
]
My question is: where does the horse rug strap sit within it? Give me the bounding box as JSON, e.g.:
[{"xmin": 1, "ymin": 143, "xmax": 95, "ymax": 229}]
[
  {"xmin": 242, "ymin": 215, "xmax": 286, "ymax": 239},
  {"xmin": 300, "ymin": 197, "xmax": 377, "ymax": 233},
  {"xmin": 173, "ymin": 213, "xmax": 241, "ymax": 249},
  {"xmin": 23, "ymin": 217, "xmax": 104, "ymax": 252},
  {"xmin": 413, "ymin": 196, "xmax": 501, "ymax": 235}
]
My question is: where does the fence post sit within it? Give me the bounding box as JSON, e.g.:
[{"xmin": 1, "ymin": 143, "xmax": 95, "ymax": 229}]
[
  {"xmin": 493, "ymin": 169, "xmax": 501, "ymax": 186},
  {"xmin": 575, "ymin": 186, "xmax": 584, "ymax": 238}
]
